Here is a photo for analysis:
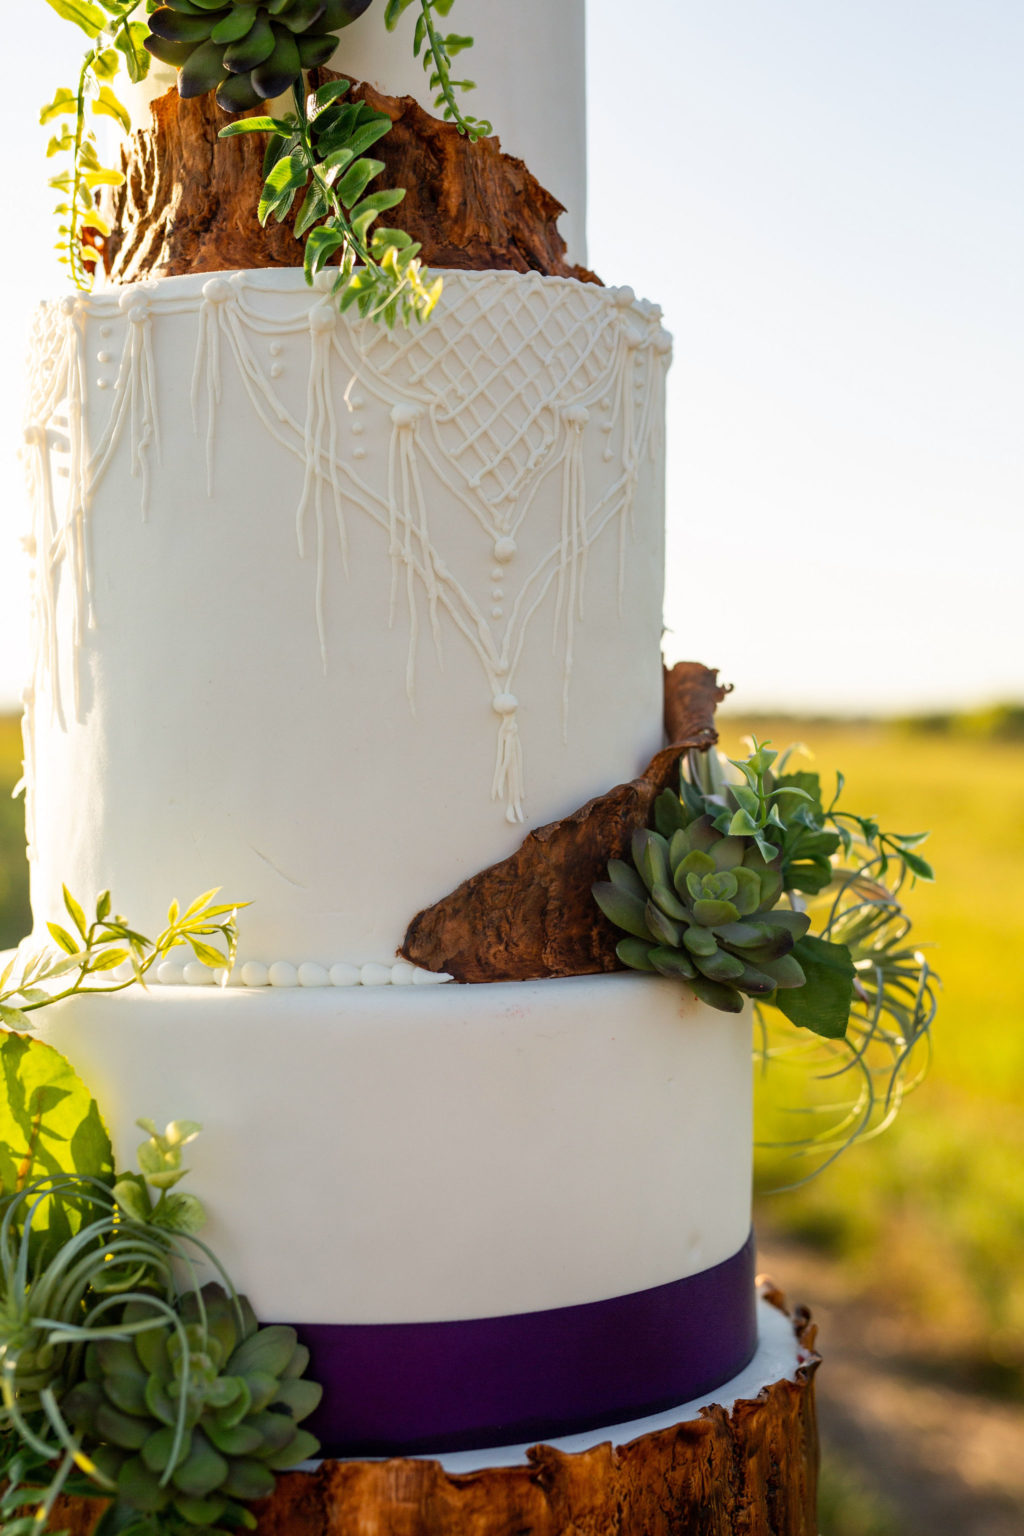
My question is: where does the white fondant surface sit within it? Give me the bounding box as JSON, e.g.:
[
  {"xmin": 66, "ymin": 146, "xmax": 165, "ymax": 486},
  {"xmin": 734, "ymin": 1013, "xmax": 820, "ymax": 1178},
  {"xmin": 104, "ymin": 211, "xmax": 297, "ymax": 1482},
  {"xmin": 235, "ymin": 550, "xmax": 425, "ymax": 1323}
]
[
  {"xmin": 421, "ymin": 1294, "xmax": 802, "ymax": 1471},
  {"xmin": 23, "ymin": 269, "xmax": 668, "ymax": 970},
  {"xmin": 34, "ymin": 974, "xmax": 752, "ymax": 1327}
]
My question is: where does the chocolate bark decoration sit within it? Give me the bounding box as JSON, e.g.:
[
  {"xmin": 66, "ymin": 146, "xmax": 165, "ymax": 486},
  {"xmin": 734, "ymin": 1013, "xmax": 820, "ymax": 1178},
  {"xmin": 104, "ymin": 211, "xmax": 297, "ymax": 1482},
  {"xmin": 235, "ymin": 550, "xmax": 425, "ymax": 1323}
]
[
  {"xmin": 48, "ymin": 1291, "xmax": 819, "ymax": 1536},
  {"xmin": 401, "ymin": 663, "xmax": 729, "ymax": 982},
  {"xmin": 99, "ymin": 79, "xmax": 598, "ymax": 286}
]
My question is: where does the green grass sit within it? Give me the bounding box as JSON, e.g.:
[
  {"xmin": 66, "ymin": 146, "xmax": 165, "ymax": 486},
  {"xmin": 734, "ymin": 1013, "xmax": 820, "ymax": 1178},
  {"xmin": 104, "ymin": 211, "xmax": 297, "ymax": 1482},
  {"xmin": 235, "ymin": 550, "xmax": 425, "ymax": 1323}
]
[
  {"xmin": 716, "ymin": 718, "xmax": 1024, "ymax": 1397},
  {"xmin": 817, "ymin": 1456, "xmax": 904, "ymax": 1536},
  {"xmin": 0, "ymin": 715, "xmax": 30, "ymax": 950}
]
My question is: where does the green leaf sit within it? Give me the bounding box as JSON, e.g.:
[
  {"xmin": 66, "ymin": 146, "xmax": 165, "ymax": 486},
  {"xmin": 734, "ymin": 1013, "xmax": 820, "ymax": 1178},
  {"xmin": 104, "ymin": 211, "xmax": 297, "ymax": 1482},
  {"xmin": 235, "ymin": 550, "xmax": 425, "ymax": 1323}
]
[
  {"xmin": 303, "ymin": 223, "xmax": 344, "ymax": 281},
  {"xmin": 153, "ymin": 1190, "xmax": 206, "ymax": 1234},
  {"xmin": 384, "ymin": 0, "xmax": 417, "ymax": 30},
  {"xmin": 615, "ymin": 937, "xmax": 656, "ymax": 973},
  {"xmin": 92, "ymin": 47, "xmax": 121, "ymax": 81},
  {"xmin": 0, "ymin": 1034, "xmax": 113, "ymax": 1236},
  {"xmin": 311, "ymin": 78, "xmax": 353, "ymax": 109},
  {"xmin": 187, "ymin": 938, "xmax": 227, "ymax": 970},
  {"xmin": 900, "ymin": 848, "xmax": 935, "ymax": 882},
  {"xmin": 63, "ymin": 884, "xmax": 89, "ymax": 939},
  {"xmin": 112, "ymin": 1175, "xmax": 152, "ymax": 1222},
  {"xmin": 44, "ymin": 0, "xmax": 107, "ymax": 38},
  {"xmin": 349, "ymin": 186, "xmax": 405, "ymax": 240},
  {"xmin": 219, "ymin": 116, "xmax": 287, "ymax": 137},
  {"xmin": 258, "ymin": 154, "xmax": 309, "ymax": 224},
  {"xmin": 293, "ymin": 182, "xmax": 328, "ymax": 238},
  {"xmin": 592, "ymin": 882, "xmax": 653, "ymax": 942},
  {"xmin": 91, "ymin": 84, "xmax": 131, "ymax": 132},
  {"xmin": 772, "ymin": 935, "xmax": 855, "ymax": 1039},
  {"xmin": 47, "ymin": 920, "xmax": 81, "ymax": 955},
  {"xmin": 115, "ymin": 20, "xmax": 152, "ymax": 84},
  {"xmin": 335, "ymin": 156, "xmax": 384, "ymax": 207}
]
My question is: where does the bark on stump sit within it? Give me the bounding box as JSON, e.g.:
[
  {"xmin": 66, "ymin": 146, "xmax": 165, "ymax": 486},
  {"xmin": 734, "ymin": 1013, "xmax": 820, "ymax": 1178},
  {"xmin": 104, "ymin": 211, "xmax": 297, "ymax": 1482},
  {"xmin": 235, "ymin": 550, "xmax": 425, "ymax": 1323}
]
[
  {"xmin": 98, "ymin": 80, "xmax": 597, "ymax": 286},
  {"xmin": 47, "ymin": 1293, "xmax": 819, "ymax": 1536}
]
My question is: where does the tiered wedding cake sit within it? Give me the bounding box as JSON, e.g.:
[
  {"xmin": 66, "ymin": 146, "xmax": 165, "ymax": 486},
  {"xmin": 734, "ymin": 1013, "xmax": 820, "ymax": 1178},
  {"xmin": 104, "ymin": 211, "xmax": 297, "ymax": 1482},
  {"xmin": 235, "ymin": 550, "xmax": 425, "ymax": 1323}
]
[{"xmin": 22, "ymin": 0, "xmax": 759, "ymax": 1459}]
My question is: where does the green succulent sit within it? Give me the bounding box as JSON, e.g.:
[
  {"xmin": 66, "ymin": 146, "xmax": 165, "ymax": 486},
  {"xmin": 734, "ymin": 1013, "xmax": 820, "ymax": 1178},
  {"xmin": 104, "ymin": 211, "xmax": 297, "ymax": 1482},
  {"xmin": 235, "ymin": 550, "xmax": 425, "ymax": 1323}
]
[
  {"xmin": 146, "ymin": 0, "xmax": 376, "ymax": 114},
  {"xmin": 594, "ymin": 811, "xmax": 812, "ymax": 1015},
  {"xmin": 62, "ymin": 1282, "xmax": 320, "ymax": 1531}
]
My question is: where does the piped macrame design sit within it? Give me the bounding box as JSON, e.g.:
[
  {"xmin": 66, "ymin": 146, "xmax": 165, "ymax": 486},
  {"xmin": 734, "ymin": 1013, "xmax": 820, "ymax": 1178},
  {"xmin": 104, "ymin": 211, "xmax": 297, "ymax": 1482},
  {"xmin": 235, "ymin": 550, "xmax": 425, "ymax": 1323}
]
[{"xmin": 23, "ymin": 270, "xmax": 670, "ymax": 827}]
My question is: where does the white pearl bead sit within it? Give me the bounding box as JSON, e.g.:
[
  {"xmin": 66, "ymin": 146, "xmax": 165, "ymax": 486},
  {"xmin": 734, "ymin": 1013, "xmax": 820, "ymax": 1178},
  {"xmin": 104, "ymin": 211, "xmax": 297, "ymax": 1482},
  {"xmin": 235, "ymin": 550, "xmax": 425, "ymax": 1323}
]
[
  {"xmin": 183, "ymin": 960, "xmax": 215, "ymax": 986},
  {"xmin": 156, "ymin": 961, "xmax": 184, "ymax": 986},
  {"xmin": 268, "ymin": 960, "xmax": 299, "ymax": 988},
  {"xmin": 360, "ymin": 962, "xmax": 392, "ymax": 987},
  {"xmin": 240, "ymin": 961, "xmax": 269, "ymax": 988},
  {"xmin": 329, "ymin": 962, "xmax": 361, "ymax": 987},
  {"xmin": 298, "ymin": 961, "xmax": 330, "ymax": 988}
]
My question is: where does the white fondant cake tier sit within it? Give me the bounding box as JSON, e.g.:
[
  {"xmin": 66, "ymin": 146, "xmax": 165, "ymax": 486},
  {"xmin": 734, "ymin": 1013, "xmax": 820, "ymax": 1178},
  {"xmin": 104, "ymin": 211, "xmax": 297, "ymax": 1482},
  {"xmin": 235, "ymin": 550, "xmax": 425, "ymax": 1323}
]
[
  {"xmin": 22, "ymin": 268, "xmax": 669, "ymax": 971},
  {"xmin": 35, "ymin": 974, "xmax": 752, "ymax": 1327}
]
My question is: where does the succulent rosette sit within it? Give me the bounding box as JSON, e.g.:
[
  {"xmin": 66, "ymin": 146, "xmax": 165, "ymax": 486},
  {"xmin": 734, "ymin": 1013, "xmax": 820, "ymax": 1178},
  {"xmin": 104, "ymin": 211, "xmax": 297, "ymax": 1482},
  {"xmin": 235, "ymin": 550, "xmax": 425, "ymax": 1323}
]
[
  {"xmin": 146, "ymin": 0, "xmax": 376, "ymax": 113},
  {"xmin": 594, "ymin": 816, "xmax": 811, "ymax": 1014},
  {"xmin": 62, "ymin": 1283, "xmax": 321, "ymax": 1529},
  {"xmin": 594, "ymin": 743, "xmax": 868, "ymax": 1037}
]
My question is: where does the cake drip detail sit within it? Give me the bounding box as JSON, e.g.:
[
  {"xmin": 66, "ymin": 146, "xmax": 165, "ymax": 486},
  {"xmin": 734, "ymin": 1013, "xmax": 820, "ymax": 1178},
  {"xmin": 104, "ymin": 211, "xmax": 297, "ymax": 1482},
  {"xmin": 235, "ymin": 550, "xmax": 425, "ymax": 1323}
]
[{"xmin": 23, "ymin": 270, "xmax": 669, "ymax": 832}]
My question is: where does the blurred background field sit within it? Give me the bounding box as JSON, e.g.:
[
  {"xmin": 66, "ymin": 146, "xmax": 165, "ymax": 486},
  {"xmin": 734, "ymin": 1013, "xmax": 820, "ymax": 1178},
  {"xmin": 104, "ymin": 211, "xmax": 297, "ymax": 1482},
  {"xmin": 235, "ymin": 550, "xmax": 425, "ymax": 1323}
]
[
  {"xmin": 718, "ymin": 709, "xmax": 1024, "ymax": 1536},
  {"xmin": 0, "ymin": 707, "xmax": 1020, "ymax": 1533}
]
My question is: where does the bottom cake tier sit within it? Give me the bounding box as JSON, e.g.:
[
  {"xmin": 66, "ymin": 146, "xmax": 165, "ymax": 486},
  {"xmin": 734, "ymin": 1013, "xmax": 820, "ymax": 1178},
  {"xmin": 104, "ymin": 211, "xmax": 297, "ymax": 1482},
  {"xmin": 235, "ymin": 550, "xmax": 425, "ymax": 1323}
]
[
  {"xmin": 36, "ymin": 971, "xmax": 755, "ymax": 1455},
  {"xmin": 49, "ymin": 1292, "xmax": 819, "ymax": 1536}
]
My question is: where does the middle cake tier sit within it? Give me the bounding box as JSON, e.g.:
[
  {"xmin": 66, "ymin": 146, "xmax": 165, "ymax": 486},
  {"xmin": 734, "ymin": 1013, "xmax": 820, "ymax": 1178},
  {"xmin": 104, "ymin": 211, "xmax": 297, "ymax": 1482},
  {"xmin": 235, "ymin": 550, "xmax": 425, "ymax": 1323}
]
[
  {"xmin": 37, "ymin": 972, "xmax": 756, "ymax": 1454},
  {"xmin": 23, "ymin": 268, "xmax": 671, "ymax": 970}
]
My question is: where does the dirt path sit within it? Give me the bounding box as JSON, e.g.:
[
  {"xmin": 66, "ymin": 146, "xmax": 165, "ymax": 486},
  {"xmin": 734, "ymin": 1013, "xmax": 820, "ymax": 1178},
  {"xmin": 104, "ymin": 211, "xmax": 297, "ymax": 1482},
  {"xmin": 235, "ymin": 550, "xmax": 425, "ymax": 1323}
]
[{"xmin": 759, "ymin": 1232, "xmax": 1024, "ymax": 1536}]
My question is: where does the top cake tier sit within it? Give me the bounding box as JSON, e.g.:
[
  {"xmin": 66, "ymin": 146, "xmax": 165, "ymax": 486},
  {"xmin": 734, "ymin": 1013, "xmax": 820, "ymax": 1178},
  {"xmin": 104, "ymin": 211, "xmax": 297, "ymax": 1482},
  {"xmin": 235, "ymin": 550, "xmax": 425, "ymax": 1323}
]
[
  {"xmin": 22, "ymin": 268, "xmax": 670, "ymax": 971},
  {"xmin": 131, "ymin": 0, "xmax": 588, "ymax": 264}
]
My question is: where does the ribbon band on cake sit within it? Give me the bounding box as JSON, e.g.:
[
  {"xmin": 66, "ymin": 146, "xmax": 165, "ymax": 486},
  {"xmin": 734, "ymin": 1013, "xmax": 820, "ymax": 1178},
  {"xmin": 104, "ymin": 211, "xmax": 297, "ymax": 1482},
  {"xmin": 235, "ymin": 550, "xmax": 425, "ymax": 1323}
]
[{"xmin": 292, "ymin": 1229, "xmax": 757, "ymax": 1457}]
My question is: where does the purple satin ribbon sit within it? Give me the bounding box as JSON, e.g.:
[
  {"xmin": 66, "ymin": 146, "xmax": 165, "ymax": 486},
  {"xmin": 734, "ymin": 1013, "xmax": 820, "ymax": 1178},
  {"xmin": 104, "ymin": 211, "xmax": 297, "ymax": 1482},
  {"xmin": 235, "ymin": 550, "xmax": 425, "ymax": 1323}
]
[{"xmin": 289, "ymin": 1230, "xmax": 757, "ymax": 1457}]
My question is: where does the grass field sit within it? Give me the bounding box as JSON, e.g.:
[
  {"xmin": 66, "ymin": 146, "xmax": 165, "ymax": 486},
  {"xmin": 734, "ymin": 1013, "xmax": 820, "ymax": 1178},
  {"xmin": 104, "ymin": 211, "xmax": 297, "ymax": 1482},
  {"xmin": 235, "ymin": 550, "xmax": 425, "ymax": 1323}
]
[
  {"xmin": 0, "ymin": 710, "xmax": 1020, "ymax": 1529},
  {"xmin": 715, "ymin": 717, "xmax": 1024, "ymax": 1400}
]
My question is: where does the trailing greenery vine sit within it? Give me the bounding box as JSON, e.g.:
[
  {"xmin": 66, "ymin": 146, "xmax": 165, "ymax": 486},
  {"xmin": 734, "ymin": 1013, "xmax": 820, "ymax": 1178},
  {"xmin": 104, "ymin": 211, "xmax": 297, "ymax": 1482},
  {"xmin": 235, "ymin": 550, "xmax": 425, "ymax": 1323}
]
[
  {"xmin": 384, "ymin": 0, "xmax": 491, "ymax": 140},
  {"xmin": 41, "ymin": 1, "xmax": 152, "ymax": 289},
  {"xmin": 0, "ymin": 885, "xmax": 241, "ymax": 1035},
  {"xmin": 45, "ymin": 0, "xmax": 491, "ymax": 324},
  {"xmin": 222, "ymin": 77, "xmax": 441, "ymax": 323}
]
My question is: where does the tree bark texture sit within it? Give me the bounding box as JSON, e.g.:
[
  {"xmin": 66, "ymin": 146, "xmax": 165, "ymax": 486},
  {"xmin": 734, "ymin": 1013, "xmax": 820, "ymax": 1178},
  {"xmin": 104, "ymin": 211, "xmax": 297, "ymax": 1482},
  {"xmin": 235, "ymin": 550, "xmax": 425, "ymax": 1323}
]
[
  {"xmin": 47, "ymin": 1291, "xmax": 818, "ymax": 1536},
  {"xmin": 401, "ymin": 662, "xmax": 730, "ymax": 982},
  {"xmin": 98, "ymin": 79, "xmax": 597, "ymax": 286}
]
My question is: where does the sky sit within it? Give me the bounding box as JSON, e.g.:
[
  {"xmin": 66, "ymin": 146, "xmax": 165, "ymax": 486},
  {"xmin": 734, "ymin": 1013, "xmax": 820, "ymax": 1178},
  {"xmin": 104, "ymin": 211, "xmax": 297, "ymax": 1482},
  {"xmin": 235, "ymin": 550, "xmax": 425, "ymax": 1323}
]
[{"xmin": 0, "ymin": 0, "xmax": 1020, "ymax": 714}]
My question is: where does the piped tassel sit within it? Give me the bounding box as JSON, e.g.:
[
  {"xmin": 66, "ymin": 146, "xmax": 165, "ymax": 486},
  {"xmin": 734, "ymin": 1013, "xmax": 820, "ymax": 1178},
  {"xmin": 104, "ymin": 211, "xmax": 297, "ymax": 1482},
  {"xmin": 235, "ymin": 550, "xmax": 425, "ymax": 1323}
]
[
  {"xmin": 491, "ymin": 691, "xmax": 525, "ymax": 823},
  {"xmin": 553, "ymin": 404, "xmax": 589, "ymax": 738}
]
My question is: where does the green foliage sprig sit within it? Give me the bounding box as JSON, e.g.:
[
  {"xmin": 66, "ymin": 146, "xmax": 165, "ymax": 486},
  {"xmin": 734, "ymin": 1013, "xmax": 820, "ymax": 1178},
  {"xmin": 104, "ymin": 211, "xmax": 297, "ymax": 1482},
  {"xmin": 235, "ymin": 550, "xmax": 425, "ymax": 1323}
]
[
  {"xmin": 0, "ymin": 886, "xmax": 242, "ymax": 1035},
  {"xmin": 41, "ymin": 1, "xmax": 153, "ymax": 289},
  {"xmin": 0, "ymin": 1146, "xmax": 320, "ymax": 1533},
  {"xmin": 595, "ymin": 739, "xmax": 938, "ymax": 1172},
  {"xmin": 221, "ymin": 77, "xmax": 442, "ymax": 323},
  {"xmin": 384, "ymin": 0, "xmax": 491, "ymax": 140}
]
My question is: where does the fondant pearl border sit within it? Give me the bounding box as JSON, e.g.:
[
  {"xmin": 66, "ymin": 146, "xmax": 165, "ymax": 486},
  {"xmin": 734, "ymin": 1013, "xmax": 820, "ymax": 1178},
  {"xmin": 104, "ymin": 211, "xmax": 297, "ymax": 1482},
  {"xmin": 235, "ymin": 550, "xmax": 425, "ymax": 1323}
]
[{"xmin": 153, "ymin": 959, "xmax": 452, "ymax": 988}]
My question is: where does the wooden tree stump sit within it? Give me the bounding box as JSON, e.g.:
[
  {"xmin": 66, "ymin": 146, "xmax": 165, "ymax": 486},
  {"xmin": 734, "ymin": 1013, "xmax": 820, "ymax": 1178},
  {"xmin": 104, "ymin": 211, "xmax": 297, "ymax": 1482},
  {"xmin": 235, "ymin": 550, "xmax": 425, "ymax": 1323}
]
[
  {"xmin": 99, "ymin": 79, "xmax": 598, "ymax": 286},
  {"xmin": 47, "ymin": 1292, "xmax": 819, "ymax": 1536},
  {"xmin": 401, "ymin": 662, "xmax": 730, "ymax": 982}
]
